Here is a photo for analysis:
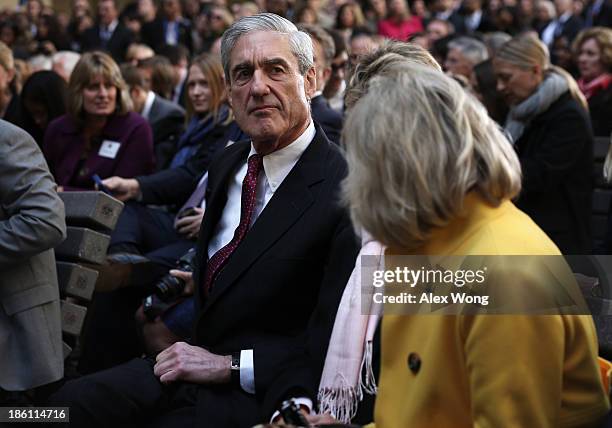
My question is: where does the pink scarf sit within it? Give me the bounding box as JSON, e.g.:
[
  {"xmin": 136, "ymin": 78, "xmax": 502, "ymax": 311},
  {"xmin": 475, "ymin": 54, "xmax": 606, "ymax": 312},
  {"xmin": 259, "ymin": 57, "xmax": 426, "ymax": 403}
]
[
  {"xmin": 317, "ymin": 234, "xmax": 384, "ymax": 423},
  {"xmin": 578, "ymin": 73, "xmax": 612, "ymax": 99}
]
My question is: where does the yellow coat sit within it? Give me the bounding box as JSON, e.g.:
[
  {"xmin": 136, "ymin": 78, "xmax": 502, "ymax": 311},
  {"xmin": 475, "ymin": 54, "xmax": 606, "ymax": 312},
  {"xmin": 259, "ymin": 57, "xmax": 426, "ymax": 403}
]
[{"xmin": 367, "ymin": 194, "xmax": 609, "ymax": 428}]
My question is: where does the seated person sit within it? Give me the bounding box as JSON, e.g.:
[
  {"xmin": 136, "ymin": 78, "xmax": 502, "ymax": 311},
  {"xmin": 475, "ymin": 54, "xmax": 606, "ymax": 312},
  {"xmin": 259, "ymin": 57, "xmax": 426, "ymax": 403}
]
[
  {"xmin": 121, "ymin": 63, "xmax": 185, "ymax": 171},
  {"xmin": 42, "ymin": 51, "xmax": 154, "ymax": 191},
  {"xmin": 307, "ymin": 58, "xmax": 610, "ymax": 428},
  {"xmin": 18, "ymin": 70, "xmax": 68, "ymax": 147},
  {"xmin": 101, "ymin": 53, "xmax": 245, "ymax": 285}
]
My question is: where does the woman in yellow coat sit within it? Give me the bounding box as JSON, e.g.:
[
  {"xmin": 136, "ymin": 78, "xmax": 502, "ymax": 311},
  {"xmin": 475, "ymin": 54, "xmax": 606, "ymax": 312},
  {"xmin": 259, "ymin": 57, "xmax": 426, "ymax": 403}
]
[{"xmin": 337, "ymin": 61, "xmax": 610, "ymax": 427}]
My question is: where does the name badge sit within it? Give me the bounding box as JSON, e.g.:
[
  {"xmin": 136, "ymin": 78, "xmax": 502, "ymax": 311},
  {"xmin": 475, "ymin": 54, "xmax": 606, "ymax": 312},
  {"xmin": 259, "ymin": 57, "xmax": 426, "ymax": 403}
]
[{"xmin": 98, "ymin": 140, "xmax": 121, "ymax": 159}]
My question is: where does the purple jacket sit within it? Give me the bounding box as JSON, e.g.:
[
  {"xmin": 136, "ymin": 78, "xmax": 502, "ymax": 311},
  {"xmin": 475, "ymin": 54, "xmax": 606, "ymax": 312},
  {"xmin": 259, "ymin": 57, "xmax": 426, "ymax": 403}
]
[{"xmin": 43, "ymin": 112, "xmax": 155, "ymax": 190}]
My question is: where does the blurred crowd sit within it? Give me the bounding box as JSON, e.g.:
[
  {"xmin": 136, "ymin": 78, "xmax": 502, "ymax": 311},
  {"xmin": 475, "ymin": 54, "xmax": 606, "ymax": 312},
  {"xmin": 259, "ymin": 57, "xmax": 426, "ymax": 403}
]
[{"xmin": 0, "ymin": 0, "xmax": 608, "ymax": 143}]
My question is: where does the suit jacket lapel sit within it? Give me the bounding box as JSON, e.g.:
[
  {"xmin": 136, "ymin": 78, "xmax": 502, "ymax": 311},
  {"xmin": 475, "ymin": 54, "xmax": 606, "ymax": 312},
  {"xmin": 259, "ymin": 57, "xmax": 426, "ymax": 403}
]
[
  {"xmin": 202, "ymin": 128, "xmax": 329, "ymax": 311},
  {"xmin": 193, "ymin": 142, "xmax": 251, "ymax": 305}
]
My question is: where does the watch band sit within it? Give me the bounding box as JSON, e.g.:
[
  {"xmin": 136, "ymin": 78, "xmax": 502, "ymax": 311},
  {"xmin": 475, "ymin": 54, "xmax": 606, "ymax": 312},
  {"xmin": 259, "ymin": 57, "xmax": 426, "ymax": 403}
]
[{"xmin": 230, "ymin": 351, "xmax": 241, "ymax": 385}]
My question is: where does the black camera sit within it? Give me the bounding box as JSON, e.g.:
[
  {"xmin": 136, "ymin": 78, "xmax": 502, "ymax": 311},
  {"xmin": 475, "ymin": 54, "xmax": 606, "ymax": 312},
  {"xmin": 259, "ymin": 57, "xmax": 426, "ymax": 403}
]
[{"xmin": 142, "ymin": 248, "xmax": 197, "ymax": 320}]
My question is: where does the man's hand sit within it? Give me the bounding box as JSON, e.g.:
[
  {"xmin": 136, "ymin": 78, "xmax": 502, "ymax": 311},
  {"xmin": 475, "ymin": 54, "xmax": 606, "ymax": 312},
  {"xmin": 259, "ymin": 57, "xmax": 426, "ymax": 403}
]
[
  {"xmin": 101, "ymin": 176, "xmax": 140, "ymax": 201},
  {"xmin": 305, "ymin": 413, "xmax": 340, "ymax": 425},
  {"xmin": 174, "ymin": 207, "xmax": 204, "ymax": 239},
  {"xmin": 169, "ymin": 269, "xmax": 195, "ymax": 295},
  {"xmin": 153, "ymin": 342, "xmax": 231, "ymax": 384}
]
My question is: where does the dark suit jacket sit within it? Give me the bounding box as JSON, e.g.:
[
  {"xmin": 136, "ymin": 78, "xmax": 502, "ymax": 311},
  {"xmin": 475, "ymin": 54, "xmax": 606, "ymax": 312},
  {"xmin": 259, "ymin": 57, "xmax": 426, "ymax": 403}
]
[
  {"xmin": 589, "ymin": 0, "xmax": 612, "ymax": 26},
  {"xmin": 137, "ymin": 120, "xmax": 246, "ymax": 207},
  {"xmin": 514, "ymin": 91, "xmax": 593, "ymax": 254},
  {"xmin": 146, "ymin": 93, "xmax": 186, "ymax": 171},
  {"xmin": 587, "ymin": 83, "xmax": 612, "ymax": 137},
  {"xmin": 311, "ymin": 95, "xmax": 343, "ymax": 145},
  {"xmin": 80, "ymin": 22, "xmax": 134, "ymax": 63},
  {"xmin": 556, "ymin": 14, "xmax": 583, "ymax": 42},
  {"xmin": 141, "ymin": 18, "xmax": 193, "ymax": 54},
  {"xmin": 189, "ymin": 127, "xmax": 359, "ymax": 426}
]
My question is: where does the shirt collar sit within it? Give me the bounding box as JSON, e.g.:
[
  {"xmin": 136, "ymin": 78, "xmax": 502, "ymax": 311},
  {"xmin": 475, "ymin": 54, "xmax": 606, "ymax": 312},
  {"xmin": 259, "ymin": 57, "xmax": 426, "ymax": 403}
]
[
  {"xmin": 248, "ymin": 120, "xmax": 316, "ymax": 193},
  {"xmin": 141, "ymin": 91, "xmax": 156, "ymax": 119},
  {"xmin": 558, "ymin": 11, "xmax": 572, "ymax": 22},
  {"xmin": 103, "ymin": 19, "xmax": 118, "ymax": 33}
]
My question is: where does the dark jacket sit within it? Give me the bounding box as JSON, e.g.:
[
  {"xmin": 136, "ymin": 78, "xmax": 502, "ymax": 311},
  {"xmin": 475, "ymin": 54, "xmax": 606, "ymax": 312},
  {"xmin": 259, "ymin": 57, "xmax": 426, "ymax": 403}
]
[
  {"xmin": 137, "ymin": 120, "xmax": 245, "ymax": 207},
  {"xmin": 141, "ymin": 18, "xmax": 193, "ymax": 54},
  {"xmin": 80, "ymin": 21, "xmax": 134, "ymax": 63},
  {"xmin": 514, "ymin": 91, "xmax": 593, "ymax": 254},
  {"xmin": 43, "ymin": 112, "xmax": 155, "ymax": 190},
  {"xmin": 587, "ymin": 83, "xmax": 612, "ymax": 137},
  {"xmin": 191, "ymin": 126, "xmax": 359, "ymax": 425},
  {"xmin": 311, "ymin": 95, "xmax": 343, "ymax": 145},
  {"xmin": 146, "ymin": 93, "xmax": 186, "ymax": 171}
]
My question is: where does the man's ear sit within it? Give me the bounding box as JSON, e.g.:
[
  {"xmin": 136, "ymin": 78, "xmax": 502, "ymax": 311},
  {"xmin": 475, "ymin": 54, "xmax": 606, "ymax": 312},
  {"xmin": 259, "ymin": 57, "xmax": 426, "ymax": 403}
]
[
  {"xmin": 226, "ymin": 82, "xmax": 233, "ymax": 108},
  {"xmin": 304, "ymin": 66, "xmax": 317, "ymax": 99},
  {"xmin": 321, "ymin": 66, "xmax": 331, "ymax": 88}
]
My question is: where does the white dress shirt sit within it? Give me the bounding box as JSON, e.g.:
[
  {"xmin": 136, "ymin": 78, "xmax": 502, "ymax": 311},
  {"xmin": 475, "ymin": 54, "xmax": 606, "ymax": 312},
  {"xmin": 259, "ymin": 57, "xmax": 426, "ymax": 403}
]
[
  {"xmin": 206, "ymin": 121, "xmax": 316, "ymax": 400},
  {"xmin": 141, "ymin": 91, "xmax": 156, "ymax": 120}
]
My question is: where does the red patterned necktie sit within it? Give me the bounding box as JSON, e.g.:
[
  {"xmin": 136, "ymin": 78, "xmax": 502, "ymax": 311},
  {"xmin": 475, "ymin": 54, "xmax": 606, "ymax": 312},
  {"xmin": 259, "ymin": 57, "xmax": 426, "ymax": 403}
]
[{"xmin": 202, "ymin": 154, "xmax": 264, "ymax": 292}]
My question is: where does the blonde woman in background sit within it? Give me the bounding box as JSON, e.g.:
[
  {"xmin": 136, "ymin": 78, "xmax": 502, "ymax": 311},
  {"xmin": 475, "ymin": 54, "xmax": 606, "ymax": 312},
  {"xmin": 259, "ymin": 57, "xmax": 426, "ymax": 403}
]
[{"xmin": 494, "ymin": 33, "xmax": 594, "ymax": 255}]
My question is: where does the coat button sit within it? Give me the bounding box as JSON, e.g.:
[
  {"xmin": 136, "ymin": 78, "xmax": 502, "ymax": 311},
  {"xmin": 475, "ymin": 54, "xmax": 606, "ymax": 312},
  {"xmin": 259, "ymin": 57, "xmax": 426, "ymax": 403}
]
[{"xmin": 408, "ymin": 353, "xmax": 421, "ymax": 374}]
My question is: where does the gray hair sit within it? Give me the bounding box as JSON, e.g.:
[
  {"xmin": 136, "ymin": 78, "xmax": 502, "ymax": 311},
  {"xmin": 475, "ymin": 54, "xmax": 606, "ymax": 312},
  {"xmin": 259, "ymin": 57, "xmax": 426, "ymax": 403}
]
[
  {"xmin": 345, "ymin": 40, "xmax": 441, "ymax": 109},
  {"xmin": 448, "ymin": 36, "xmax": 490, "ymax": 65},
  {"xmin": 536, "ymin": 0, "xmax": 557, "ymax": 19},
  {"xmin": 298, "ymin": 24, "xmax": 335, "ymax": 66},
  {"xmin": 342, "ymin": 62, "xmax": 521, "ymax": 250},
  {"xmin": 220, "ymin": 13, "xmax": 314, "ymax": 81},
  {"xmin": 52, "ymin": 51, "xmax": 81, "ymax": 76}
]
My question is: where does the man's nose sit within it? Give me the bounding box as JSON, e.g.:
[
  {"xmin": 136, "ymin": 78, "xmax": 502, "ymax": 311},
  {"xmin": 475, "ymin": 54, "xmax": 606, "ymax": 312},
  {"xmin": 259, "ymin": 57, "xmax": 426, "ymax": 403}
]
[
  {"xmin": 496, "ymin": 79, "xmax": 505, "ymax": 92},
  {"xmin": 250, "ymin": 70, "xmax": 270, "ymax": 97}
]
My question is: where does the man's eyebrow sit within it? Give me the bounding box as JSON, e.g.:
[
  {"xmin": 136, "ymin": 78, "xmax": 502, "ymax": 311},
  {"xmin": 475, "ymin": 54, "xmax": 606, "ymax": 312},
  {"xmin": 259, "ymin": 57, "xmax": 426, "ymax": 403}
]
[
  {"xmin": 231, "ymin": 61, "xmax": 253, "ymax": 74},
  {"xmin": 261, "ymin": 58, "xmax": 291, "ymax": 68}
]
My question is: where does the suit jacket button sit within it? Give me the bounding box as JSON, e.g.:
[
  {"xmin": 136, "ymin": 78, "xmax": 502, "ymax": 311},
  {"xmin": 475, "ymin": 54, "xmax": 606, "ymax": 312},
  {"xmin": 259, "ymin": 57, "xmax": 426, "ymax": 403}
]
[{"xmin": 408, "ymin": 353, "xmax": 421, "ymax": 374}]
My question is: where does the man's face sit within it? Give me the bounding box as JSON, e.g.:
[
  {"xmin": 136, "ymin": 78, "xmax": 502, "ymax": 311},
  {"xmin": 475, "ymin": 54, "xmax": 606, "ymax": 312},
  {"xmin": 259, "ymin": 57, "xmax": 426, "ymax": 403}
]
[
  {"xmin": 162, "ymin": 0, "xmax": 181, "ymax": 19},
  {"xmin": 350, "ymin": 36, "xmax": 374, "ymax": 68},
  {"xmin": 427, "ymin": 20, "xmax": 449, "ymax": 43},
  {"xmin": 324, "ymin": 51, "xmax": 348, "ymax": 96},
  {"xmin": 227, "ymin": 31, "xmax": 316, "ymax": 154},
  {"xmin": 312, "ymin": 38, "xmax": 330, "ymax": 91},
  {"xmin": 444, "ymin": 48, "xmax": 473, "ymax": 78},
  {"xmin": 98, "ymin": 0, "xmax": 117, "ymax": 26},
  {"xmin": 129, "ymin": 85, "xmax": 148, "ymax": 113}
]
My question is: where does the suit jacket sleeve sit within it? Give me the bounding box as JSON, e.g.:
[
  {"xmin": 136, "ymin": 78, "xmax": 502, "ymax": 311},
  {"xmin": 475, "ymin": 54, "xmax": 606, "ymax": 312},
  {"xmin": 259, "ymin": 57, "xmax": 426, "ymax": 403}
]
[
  {"xmin": 137, "ymin": 122, "xmax": 245, "ymax": 206},
  {"xmin": 251, "ymin": 162, "xmax": 360, "ymax": 417},
  {"xmin": 0, "ymin": 122, "xmax": 67, "ymax": 269}
]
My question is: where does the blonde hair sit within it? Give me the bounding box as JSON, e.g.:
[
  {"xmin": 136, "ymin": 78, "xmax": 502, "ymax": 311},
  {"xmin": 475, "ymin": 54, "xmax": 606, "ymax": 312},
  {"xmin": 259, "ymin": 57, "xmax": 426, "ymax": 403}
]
[
  {"xmin": 187, "ymin": 53, "xmax": 230, "ymax": 123},
  {"xmin": 495, "ymin": 33, "xmax": 588, "ymax": 110},
  {"xmin": 0, "ymin": 41, "xmax": 14, "ymax": 72},
  {"xmin": 345, "ymin": 40, "xmax": 441, "ymax": 109},
  {"xmin": 572, "ymin": 27, "xmax": 612, "ymax": 72},
  {"xmin": 67, "ymin": 51, "xmax": 132, "ymax": 126},
  {"xmin": 342, "ymin": 62, "xmax": 522, "ymax": 250}
]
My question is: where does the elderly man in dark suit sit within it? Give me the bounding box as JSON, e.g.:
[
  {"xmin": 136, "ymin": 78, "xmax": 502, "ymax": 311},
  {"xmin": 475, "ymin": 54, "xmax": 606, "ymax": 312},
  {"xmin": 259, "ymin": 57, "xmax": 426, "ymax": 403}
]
[
  {"xmin": 299, "ymin": 24, "xmax": 344, "ymax": 145},
  {"xmin": 80, "ymin": 0, "xmax": 133, "ymax": 63},
  {"xmin": 0, "ymin": 120, "xmax": 66, "ymax": 395},
  {"xmin": 50, "ymin": 13, "xmax": 359, "ymax": 427}
]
